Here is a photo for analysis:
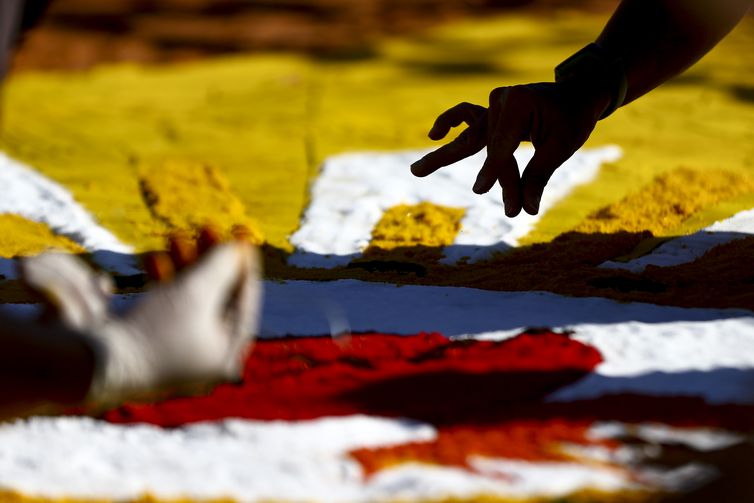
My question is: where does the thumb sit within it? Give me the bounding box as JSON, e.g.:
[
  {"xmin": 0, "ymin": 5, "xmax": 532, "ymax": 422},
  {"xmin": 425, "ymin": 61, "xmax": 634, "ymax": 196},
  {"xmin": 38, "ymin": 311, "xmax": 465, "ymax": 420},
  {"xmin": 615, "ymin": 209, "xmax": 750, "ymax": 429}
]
[{"xmin": 20, "ymin": 253, "xmax": 113, "ymax": 329}]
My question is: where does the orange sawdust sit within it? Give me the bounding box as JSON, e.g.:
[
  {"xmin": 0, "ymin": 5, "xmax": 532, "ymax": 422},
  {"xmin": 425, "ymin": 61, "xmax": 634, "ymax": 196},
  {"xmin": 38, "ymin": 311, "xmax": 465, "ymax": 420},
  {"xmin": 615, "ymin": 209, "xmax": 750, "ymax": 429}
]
[
  {"xmin": 350, "ymin": 420, "xmax": 614, "ymax": 476},
  {"xmin": 575, "ymin": 168, "xmax": 754, "ymax": 236},
  {"xmin": 0, "ymin": 214, "xmax": 85, "ymax": 258},
  {"xmin": 138, "ymin": 160, "xmax": 263, "ymax": 243}
]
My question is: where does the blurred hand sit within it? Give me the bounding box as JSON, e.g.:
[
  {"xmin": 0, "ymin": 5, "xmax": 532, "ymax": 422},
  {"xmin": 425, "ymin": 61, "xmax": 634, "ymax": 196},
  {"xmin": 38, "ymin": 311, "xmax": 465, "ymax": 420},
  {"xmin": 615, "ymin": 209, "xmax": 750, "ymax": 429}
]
[
  {"xmin": 411, "ymin": 82, "xmax": 610, "ymax": 217},
  {"xmin": 21, "ymin": 236, "xmax": 261, "ymax": 406}
]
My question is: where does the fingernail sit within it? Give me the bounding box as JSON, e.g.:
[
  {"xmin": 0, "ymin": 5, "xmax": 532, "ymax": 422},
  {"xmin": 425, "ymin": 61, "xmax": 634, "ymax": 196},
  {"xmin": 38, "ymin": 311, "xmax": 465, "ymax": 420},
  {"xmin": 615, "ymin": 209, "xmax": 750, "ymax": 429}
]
[
  {"xmin": 523, "ymin": 192, "xmax": 542, "ymax": 215},
  {"xmin": 473, "ymin": 176, "xmax": 493, "ymax": 194},
  {"xmin": 410, "ymin": 160, "xmax": 425, "ymax": 175},
  {"xmin": 504, "ymin": 202, "xmax": 521, "ymax": 218},
  {"xmin": 523, "ymin": 200, "xmax": 538, "ymax": 215},
  {"xmin": 473, "ymin": 178, "xmax": 484, "ymax": 194}
]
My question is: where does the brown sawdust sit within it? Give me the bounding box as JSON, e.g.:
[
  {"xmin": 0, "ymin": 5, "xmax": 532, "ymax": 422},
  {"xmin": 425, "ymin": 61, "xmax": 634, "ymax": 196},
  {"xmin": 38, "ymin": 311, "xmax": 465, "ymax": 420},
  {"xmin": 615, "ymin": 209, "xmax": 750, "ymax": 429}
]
[{"xmin": 11, "ymin": 0, "xmax": 620, "ymax": 73}]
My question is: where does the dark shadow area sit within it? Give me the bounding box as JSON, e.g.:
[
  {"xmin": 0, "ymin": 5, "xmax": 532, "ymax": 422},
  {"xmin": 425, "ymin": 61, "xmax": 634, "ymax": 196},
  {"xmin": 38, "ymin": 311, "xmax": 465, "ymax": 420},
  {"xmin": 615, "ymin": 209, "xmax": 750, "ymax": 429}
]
[
  {"xmin": 729, "ymin": 84, "xmax": 754, "ymax": 104},
  {"xmin": 340, "ymin": 368, "xmax": 597, "ymax": 425},
  {"xmin": 11, "ymin": 0, "xmax": 620, "ymax": 72},
  {"xmin": 665, "ymin": 72, "xmax": 715, "ymax": 87},
  {"xmin": 342, "ymin": 368, "xmax": 754, "ymax": 427},
  {"xmin": 587, "ymin": 275, "xmax": 668, "ymax": 293},
  {"xmin": 3, "ymin": 229, "xmax": 754, "ymax": 315},
  {"xmin": 628, "ymin": 439, "xmax": 754, "ymax": 503}
]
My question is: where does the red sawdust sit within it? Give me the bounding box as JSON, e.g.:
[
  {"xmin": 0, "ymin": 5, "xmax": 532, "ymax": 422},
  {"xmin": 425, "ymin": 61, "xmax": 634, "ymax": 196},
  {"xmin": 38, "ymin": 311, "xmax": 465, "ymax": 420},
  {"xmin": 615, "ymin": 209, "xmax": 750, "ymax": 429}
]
[
  {"xmin": 104, "ymin": 330, "xmax": 602, "ymax": 426},
  {"xmin": 102, "ymin": 331, "xmax": 754, "ymax": 476}
]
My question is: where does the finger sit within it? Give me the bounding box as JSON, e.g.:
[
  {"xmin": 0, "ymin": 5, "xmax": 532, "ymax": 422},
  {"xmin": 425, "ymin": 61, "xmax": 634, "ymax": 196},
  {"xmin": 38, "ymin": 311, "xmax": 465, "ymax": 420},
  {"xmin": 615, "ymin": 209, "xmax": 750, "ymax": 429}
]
[
  {"xmin": 487, "ymin": 87, "xmax": 526, "ymax": 217},
  {"xmin": 472, "ymin": 156, "xmax": 498, "ymax": 194},
  {"xmin": 197, "ymin": 225, "xmax": 224, "ymax": 255},
  {"xmin": 143, "ymin": 251, "xmax": 175, "ymax": 282},
  {"xmin": 520, "ymin": 142, "xmax": 571, "ymax": 215},
  {"xmin": 411, "ymin": 123, "xmax": 486, "ymax": 177},
  {"xmin": 180, "ymin": 242, "xmax": 258, "ymax": 315},
  {"xmin": 20, "ymin": 253, "xmax": 112, "ymax": 329},
  {"xmin": 428, "ymin": 102, "xmax": 486, "ymax": 140},
  {"xmin": 496, "ymin": 156, "xmax": 522, "ymax": 217},
  {"xmin": 168, "ymin": 231, "xmax": 198, "ymax": 270}
]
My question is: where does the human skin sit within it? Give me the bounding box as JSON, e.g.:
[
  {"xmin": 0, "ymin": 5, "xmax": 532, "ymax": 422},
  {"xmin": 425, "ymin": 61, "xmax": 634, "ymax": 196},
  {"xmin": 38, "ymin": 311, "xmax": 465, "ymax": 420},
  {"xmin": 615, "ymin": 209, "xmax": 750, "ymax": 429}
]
[{"xmin": 410, "ymin": 0, "xmax": 754, "ymax": 217}]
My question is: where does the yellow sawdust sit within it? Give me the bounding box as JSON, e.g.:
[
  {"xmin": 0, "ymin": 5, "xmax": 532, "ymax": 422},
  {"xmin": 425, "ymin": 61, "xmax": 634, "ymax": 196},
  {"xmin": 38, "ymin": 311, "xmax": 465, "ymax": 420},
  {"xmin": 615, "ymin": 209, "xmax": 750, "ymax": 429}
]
[
  {"xmin": 368, "ymin": 202, "xmax": 465, "ymax": 250},
  {"xmin": 0, "ymin": 214, "xmax": 84, "ymax": 258},
  {"xmin": 138, "ymin": 159, "xmax": 263, "ymax": 242},
  {"xmin": 1, "ymin": 56, "xmax": 311, "ymax": 252},
  {"xmin": 360, "ymin": 202, "xmax": 465, "ymax": 264},
  {"xmin": 574, "ymin": 168, "xmax": 754, "ymax": 236},
  {"xmin": 0, "ymin": 12, "xmax": 752, "ymax": 275}
]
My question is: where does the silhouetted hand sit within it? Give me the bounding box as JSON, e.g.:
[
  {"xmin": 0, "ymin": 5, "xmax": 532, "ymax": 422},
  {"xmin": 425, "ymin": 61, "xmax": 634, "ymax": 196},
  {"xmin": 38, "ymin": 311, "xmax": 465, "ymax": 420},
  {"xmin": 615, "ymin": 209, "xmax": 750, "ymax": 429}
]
[{"xmin": 411, "ymin": 82, "xmax": 610, "ymax": 217}]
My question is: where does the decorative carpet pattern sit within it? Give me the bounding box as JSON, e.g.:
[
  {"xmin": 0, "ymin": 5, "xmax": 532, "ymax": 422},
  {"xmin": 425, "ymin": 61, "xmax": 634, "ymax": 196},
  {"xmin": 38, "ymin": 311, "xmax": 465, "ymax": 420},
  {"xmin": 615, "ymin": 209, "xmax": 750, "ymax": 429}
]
[{"xmin": 1, "ymin": 9, "xmax": 754, "ymax": 503}]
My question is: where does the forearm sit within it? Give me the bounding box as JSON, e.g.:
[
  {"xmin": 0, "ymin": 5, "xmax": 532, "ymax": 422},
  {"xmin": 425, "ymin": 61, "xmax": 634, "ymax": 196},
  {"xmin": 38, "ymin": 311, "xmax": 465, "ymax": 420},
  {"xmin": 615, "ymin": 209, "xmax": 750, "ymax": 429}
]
[
  {"xmin": 0, "ymin": 316, "xmax": 95, "ymax": 418},
  {"xmin": 597, "ymin": 0, "xmax": 752, "ymax": 105}
]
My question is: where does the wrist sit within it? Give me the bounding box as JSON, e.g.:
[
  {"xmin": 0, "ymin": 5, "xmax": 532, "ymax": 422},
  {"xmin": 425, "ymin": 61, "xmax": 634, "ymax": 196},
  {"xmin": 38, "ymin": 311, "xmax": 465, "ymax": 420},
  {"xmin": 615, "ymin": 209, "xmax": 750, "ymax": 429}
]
[
  {"xmin": 83, "ymin": 322, "xmax": 158, "ymax": 407},
  {"xmin": 555, "ymin": 42, "xmax": 627, "ymax": 120}
]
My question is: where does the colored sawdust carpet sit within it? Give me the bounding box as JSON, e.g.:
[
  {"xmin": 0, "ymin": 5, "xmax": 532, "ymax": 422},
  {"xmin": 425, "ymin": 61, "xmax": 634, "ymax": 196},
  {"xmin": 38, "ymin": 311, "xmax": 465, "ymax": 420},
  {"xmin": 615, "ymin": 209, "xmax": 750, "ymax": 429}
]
[
  {"xmin": 2, "ymin": 6, "xmax": 754, "ymax": 503},
  {"xmin": 105, "ymin": 331, "xmax": 602, "ymax": 425}
]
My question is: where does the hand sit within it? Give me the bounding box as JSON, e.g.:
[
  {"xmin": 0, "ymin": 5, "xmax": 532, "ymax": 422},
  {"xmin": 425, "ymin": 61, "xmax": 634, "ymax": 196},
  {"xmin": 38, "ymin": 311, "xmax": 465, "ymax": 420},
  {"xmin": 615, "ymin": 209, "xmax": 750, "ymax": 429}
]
[
  {"xmin": 21, "ymin": 236, "xmax": 261, "ymax": 406},
  {"xmin": 411, "ymin": 82, "xmax": 610, "ymax": 216}
]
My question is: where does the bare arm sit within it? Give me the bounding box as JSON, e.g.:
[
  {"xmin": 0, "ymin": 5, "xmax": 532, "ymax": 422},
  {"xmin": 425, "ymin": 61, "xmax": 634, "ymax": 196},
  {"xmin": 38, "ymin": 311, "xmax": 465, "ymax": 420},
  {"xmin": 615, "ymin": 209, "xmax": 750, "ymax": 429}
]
[
  {"xmin": 598, "ymin": 0, "xmax": 752, "ymax": 105},
  {"xmin": 412, "ymin": 0, "xmax": 753, "ymax": 217}
]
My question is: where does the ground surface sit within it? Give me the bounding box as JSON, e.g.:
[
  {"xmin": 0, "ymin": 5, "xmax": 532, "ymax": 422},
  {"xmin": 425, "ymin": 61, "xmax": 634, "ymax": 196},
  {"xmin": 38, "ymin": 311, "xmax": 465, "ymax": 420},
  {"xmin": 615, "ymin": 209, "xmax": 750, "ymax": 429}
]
[{"xmin": 1, "ymin": 2, "xmax": 754, "ymax": 503}]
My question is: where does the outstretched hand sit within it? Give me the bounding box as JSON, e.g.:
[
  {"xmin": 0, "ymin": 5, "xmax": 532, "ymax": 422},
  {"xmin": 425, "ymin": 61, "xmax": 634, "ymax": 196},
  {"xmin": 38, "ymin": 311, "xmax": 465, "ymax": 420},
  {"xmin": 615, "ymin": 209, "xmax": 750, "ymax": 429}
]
[{"xmin": 411, "ymin": 82, "xmax": 610, "ymax": 217}]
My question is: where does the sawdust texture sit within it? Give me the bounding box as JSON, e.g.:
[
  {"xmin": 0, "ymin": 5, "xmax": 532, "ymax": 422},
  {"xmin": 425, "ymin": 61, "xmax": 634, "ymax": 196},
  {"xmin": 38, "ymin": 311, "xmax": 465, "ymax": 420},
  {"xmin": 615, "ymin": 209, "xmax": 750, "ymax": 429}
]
[
  {"xmin": 575, "ymin": 168, "xmax": 754, "ymax": 236},
  {"xmin": 350, "ymin": 421, "xmax": 609, "ymax": 475},
  {"xmin": 0, "ymin": 489, "xmax": 657, "ymax": 503},
  {"xmin": 0, "ymin": 493, "xmax": 238, "ymax": 503},
  {"xmin": 0, "ymin": 214, "xmax": 84, "ymax": 258},
  {"xmin": 138, "ymin": 160, "xmax": 262, "ymax": 241},
  {"xmin": 260, "ymin": 227, "xmax": 754, "ymax": 312},
  {"xmin": 417, "ymin": 492, "xmax": 657, "ymax": 503},
  {"xmin": 4, "ymin": 13, "xmax": 754, "ymax": 254},
  {"xmin": 363, "ymin": 202, "xmax": 465, "ymax": 263},
  {"xmin": 369, "ymin": 202, "xmax": 465, "ymax": 250},
  {"xmin": 1, "ymin": 55, "xmax": 311, "ymax": 251}
]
